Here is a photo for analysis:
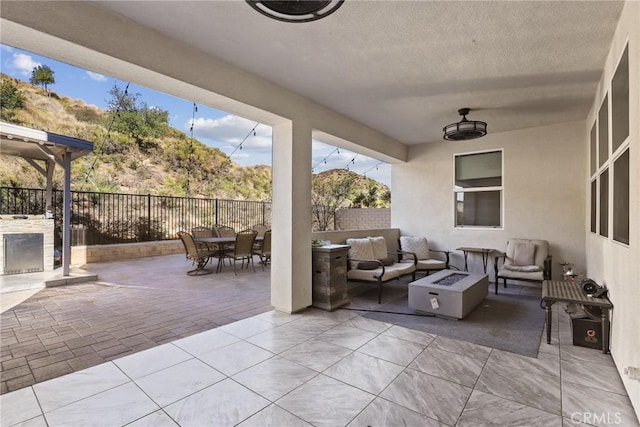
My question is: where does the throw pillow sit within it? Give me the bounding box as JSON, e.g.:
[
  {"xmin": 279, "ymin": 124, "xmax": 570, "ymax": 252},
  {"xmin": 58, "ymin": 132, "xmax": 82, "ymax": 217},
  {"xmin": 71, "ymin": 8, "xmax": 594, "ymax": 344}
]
[
  {"xmin": 512, "ymin": 242, "xmax": 536, "ymax": 266},
  {"xmin": 346, "ymin": 238, "xmax": 375, "ymax": 269},
  {"xmin": 399, "ymin": 236, "xmax": 430, "ymax": 260},
  {"xmin": 378, "ymin": 257, "xmax": 395, "ymax": 266},
  {"xmin": 357, "ymin": 261, "xmax": 380, "ymax": 270},
  {"xmin": 368, "ymin": 236, "xmax": 389, "ymax": 260}
]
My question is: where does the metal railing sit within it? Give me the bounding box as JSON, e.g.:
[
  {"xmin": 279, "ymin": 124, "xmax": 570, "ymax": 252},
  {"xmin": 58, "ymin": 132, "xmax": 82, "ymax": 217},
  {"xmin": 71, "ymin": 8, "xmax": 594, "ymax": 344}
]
[{"xmin": 1, "ymin": 187, "xmax": 272, "ymax": 245}]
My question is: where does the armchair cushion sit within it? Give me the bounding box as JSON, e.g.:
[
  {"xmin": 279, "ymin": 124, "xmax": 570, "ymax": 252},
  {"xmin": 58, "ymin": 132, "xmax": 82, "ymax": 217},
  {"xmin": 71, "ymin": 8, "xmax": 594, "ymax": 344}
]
[
  {"xmin": 399, "ymin": 236, "xmax": 430, "ymax": 260},
  {"xmin": 512, "ymin": 242, "xmax": 536, "ymax": 266},
  {"xmin": 504, "ymin": 239, "xmax": 549, "ymax": 267},
  {"xmin": 346, "ymin": 238, "xmax": 375, "ymax": 269}
]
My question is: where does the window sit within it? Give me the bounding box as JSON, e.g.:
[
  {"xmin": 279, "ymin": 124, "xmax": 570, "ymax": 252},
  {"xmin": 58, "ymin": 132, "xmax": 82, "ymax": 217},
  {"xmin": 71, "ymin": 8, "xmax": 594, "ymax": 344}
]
[
  {"xmin": 590, "ymin": 123, "xmax": 597, "ymax": 176},
  {"xmin": 454, "ymin": 150, "xmax": 502, "ymax": 227},
  {"xmin": 598, "ymin": 95, "xmax": 609, "ymax": 167},
  {"xmin": 590, "ymin": 180, "xmax": 597, "ymax": 233},
  {"xmin": 612, "ymin": 45, "xmax": 629, "ymax": 152},
  {"xmin": 599, "ymin": 169, "xmax": 608, "ymax": 238},
  {"xmin": 613, "ymin": 149, "xmax": 629, "ymax": 245}
]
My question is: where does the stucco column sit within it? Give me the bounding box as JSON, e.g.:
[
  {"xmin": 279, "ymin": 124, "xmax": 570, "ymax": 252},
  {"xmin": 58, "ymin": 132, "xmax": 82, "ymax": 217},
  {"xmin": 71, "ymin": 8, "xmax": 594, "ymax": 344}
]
[{"xmin": 271, "ymin": 120, "xmax": 312, "ymax": 313}]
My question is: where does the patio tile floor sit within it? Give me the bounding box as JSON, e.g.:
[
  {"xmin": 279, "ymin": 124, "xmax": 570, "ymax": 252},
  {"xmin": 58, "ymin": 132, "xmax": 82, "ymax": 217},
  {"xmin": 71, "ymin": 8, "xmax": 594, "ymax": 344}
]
[{"xmin": 1, "ymin": 255, "xmax": 638, "ymax": 426}]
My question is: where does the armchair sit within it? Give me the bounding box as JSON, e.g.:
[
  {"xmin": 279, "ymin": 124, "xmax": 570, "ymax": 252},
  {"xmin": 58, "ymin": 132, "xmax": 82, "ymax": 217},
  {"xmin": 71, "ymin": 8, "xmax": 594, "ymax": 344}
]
[
  {"xmin": 494, "ymin": 238, "xmax": 552, "ymax": 294},
  {"xmin": 398, "ymin": 236, "xmax": 450, "ymax": 276}
]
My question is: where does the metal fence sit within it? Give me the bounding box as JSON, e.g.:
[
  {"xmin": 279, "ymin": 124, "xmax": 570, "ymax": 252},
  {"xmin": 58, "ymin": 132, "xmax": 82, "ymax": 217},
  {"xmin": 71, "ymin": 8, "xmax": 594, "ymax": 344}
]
[{"xmin": 1, "ymin": 187, "xmax": 272, "ymax": 245}]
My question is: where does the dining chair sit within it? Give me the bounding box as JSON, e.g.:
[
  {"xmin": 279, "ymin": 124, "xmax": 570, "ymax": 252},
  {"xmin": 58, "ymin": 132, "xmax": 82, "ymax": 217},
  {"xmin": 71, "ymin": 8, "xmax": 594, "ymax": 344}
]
[
  {"xmin": 223, "ymin": 229, "xmax": 258, "ymax": 275},
  {"xmin": 214, "ymin": 225, "xmax": 236, "ymax": 238},
  {"xmin": 253, "ymin": 229, "xmax": 271, "ymax": 270},
  {"xmin": 192, "ymin": 226, "xmax": 214, "ymax": 239},
  {"xmin": 177, "ymin": 231, "xmax": 216, "ymax": 275}
]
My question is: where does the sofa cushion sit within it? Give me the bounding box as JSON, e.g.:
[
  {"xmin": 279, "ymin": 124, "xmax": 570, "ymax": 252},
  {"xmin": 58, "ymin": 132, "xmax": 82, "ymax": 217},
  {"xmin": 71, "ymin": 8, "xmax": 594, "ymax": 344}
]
[
  {"xmin": 386, "ymin": 262, "xmax": 416, "ymax": 276},
  {"xmin": 346, "ymin": 238, "xmax": 375, "ymax": 269},
  {"xmin": 399, "ymin": 236, "xmax": 430, "ymax": 260},
  {"xmin": 368, "ymin": 236, "xmax": 389, "ymax": 260}
]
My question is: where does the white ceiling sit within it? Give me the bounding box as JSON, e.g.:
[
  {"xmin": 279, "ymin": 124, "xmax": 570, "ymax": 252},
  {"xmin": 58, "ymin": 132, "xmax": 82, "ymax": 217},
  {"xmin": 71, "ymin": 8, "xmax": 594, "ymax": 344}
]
[{"xmin": 94, "ymin": 1, "xmax": 623, "ymax": 144}]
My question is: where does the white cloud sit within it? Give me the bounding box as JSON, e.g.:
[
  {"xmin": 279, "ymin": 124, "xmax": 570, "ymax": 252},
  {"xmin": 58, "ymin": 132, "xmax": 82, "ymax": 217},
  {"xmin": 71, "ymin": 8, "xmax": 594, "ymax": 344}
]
[
  {"xmin": 86, "ymin": 71, "xmax": 107, "ymax": 82},
  {"xmin": 11, "ymin": 53, "xmax": 40, "ymax": 76},
  {"xmin": 189, "ymin": 115, "xmax": 272, "ymax": 153}
]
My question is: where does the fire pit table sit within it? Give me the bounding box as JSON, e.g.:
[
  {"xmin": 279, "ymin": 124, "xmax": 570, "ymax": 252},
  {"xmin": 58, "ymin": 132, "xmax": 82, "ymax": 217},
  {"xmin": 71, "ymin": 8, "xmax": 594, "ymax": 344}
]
[{"xmin": 408, "ymin": 269, "xmax": 488, "ymax": 319}]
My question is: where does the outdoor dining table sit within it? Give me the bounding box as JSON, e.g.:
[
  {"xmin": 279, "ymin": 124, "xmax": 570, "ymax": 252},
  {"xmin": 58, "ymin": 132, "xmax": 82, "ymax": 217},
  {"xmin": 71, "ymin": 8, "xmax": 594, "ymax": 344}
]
[{"xmin": 195, "ymin": 235, "xmax": 263, "ymax": 273}]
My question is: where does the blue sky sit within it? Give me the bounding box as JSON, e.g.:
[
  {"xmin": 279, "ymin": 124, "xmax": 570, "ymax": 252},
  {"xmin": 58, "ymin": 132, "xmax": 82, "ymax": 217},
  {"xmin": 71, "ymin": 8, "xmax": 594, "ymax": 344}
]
[{"xmin": 0, "ymin": 44, "xmax": 391, "ymax": 186}]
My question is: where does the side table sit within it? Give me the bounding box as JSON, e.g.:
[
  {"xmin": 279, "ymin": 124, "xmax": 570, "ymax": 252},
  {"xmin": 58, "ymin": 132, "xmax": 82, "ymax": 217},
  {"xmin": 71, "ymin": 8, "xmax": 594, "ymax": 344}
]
[
  {"xmin": 541, "ymin": 280, "xmax": 613, "ymax": 353},
  {"xmin": 311, "ymin": 244, "xmax": 350, "ymax": 311},
  {"xmin": 456, "ymin": 247, "xmax": 494, "ymax": 273}
]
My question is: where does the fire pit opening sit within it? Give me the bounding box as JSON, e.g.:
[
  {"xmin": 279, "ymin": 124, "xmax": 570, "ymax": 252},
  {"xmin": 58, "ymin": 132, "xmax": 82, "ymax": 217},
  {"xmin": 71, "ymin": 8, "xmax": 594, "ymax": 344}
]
[{"xmin": 433, "ymin": 273, "xmax": 468, "ymax": 287}]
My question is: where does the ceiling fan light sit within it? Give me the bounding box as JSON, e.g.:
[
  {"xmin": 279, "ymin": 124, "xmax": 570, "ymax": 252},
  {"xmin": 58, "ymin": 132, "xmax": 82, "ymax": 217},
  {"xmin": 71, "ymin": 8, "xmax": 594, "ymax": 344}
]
[
  {"xmin": 443, "ymin": 108, "xmax": 487, "ymax": 141},
  {"xmin": 246, "ymin": 0, "xmax": 345, "ymax": 23}
]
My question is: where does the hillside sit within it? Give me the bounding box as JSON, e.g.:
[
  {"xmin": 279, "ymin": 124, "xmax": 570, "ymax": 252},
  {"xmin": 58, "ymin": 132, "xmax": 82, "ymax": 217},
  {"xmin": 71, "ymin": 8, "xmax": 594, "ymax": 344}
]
[{"xmin": 0, "ymin": 76, "xmax": 389, "ymax": 206}]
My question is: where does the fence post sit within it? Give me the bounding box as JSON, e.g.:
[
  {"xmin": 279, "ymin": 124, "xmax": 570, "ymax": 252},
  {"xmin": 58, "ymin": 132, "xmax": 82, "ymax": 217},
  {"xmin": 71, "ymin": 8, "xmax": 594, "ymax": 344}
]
[
  {"xmin": 147, "ymin": 193, "xmax": 151, "ymax": 241},
  {"xmin": 215, "ymin": 198, "xmax": 218, "ymax": 226}
]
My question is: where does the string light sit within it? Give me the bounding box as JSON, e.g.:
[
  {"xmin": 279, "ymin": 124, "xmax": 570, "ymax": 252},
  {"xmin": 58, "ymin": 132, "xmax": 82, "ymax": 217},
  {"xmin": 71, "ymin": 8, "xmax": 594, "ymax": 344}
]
[
  {"xmin": 361, "ymin": 161, "xmax": 385, "ymax": 178},
  {"xmin": 311, "ymin": 147, "xmax": 340, "ymax": 172},
  {"xmin": 228, "ymin": 122, "xmax": 260, "ymax": 159},
  {"xmin": 186, "ymin": 102, "xmax": 198, "ymax": 196},
  {"xmin": 80, "ymin": 82, "xmax": 130, "ymax": 191},
  {"xmin": 344, "ymin": 154, "xmax": 358, "ymax": 171}
]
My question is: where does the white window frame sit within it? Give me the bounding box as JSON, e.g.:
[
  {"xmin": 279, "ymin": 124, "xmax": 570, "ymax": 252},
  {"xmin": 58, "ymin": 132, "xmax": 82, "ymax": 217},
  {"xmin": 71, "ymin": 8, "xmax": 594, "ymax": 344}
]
[{"xmin": 453, "ymin": 148, "xmax": 504, "ymax": 229}]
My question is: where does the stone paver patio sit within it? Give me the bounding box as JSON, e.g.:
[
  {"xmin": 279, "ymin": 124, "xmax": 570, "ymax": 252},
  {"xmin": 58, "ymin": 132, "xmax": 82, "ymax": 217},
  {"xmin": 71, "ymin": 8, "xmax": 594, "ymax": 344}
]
[{"xmin": 0, "ymin": 254, "xmax": 271, "ymax": 394}]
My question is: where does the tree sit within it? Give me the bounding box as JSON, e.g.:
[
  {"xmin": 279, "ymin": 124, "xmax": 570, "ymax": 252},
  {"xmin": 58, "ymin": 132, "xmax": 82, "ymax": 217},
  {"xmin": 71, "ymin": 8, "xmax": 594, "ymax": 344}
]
[
  {"xmin": 105, "ymin": 84, "xmax": 169, "ymax": 147},
  {"xmin": 311, "ymin": 170, "xmax": 356, "ymax": 231},
  {"xmin": 0, "ymin": 78, "xmax": 26, "ymax": 120},
  {"xmin": 29, "ymin": 65, "xmax": 55, "ymax": 94}
]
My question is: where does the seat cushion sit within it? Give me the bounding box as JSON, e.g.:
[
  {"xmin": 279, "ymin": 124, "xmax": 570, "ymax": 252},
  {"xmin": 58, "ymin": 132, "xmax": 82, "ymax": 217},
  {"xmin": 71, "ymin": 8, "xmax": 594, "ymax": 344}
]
[
  {"xmin": 410, "ymin": 258, "xmax": 446, "ymax": 271},
  {"xmin": 386, "ymin": 262, "xmax": 415, "ymax": 276},
  {"xmin": 347, "ymin": 267, "xmax": 399, "ymax": 282},
  {"xmin": 346, "ymin": 238, "xmax": 375, "ymax": 269},
  {"xmin": 504, "ymin": 264, "xmax": 541, "ymax": 273},
  {"xmin": 498, "ymin": 268, "xmax": 544, "ymax": 282},
  {"xmin": 399, "ymin": 236, "xmax": 430, "ymax": 260}
]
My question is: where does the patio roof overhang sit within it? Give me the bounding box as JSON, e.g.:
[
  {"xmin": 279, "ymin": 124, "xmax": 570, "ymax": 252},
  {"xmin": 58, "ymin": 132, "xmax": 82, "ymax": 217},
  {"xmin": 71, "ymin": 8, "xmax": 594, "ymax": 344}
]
[
  {"xmin": 0, "ymin": 121, "xmax": 94, "ymax": 276},
  {"xmin": 0, "ymin": 121, "xmax": 93, "ymax": 161}
]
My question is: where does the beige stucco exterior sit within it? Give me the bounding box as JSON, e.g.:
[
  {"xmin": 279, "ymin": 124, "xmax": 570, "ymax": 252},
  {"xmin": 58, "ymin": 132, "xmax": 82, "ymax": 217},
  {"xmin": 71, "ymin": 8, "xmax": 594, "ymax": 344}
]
[
  {"xmin": 1, "ymin": 0, "xmax": 638, "ymax": 417},
  {"xmin": 393, "ymin": 1, "xmax": 639, "ymax": 414},
  {"xmin": 584, "ymin": 1, "xmax": 639, "ymax": 412}
]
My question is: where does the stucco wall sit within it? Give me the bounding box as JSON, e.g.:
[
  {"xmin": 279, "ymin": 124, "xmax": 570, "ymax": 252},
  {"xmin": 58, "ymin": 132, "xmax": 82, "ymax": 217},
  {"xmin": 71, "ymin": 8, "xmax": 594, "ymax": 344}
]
[
  {"xmin": 392, "ymin": 121, "xmax": 586, "ymax": 279},
  {"xmin": 585, "ymin": 1, "xmax": 639, "ymax": 418}
]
